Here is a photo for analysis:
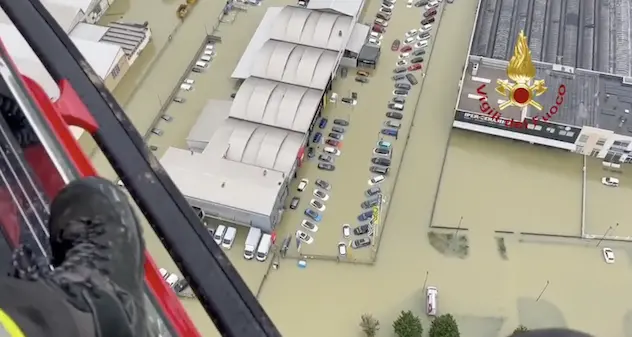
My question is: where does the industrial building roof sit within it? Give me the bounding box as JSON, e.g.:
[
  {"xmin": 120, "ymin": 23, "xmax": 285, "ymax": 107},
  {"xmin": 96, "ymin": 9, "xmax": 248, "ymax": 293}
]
[
  {"xmin": 250, "ymin": 40, "xmax": 337, "ymax": 90},
  {"xmin": 463, "ymin": 0, "xmax": 632, "ymax": 136},
  {"xmin": 203, "ymin": 118, "xmax": 303, "ymax": 174},
  {"xmin": 306, "ymin": 0, "xmax": 365, "ymax": 17},
  {"xmin": 161, "ymin": 147, "xmax": 286, "ymax": 216},
  {"xmin": 231, "ymin": 77, "xmax": 322, "ymax": 133},
  {"xmin": 270, "ymin": 6, "xmax": 353, "ymax": 50},
  {"xmin": 347, "ymin": 23, "xmax": 370, "ymax": 54},
  {"xmin": 0, "ymin": 0, "xmax": 84, "ymax": 33}
]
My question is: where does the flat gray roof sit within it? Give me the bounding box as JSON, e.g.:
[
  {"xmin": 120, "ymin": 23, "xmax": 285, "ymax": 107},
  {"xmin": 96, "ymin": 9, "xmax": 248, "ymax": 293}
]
[
  {"xmin": 471, "ymin": 0, "xmax": 632, "ymax": 74},
  {"xmin": 231, "ymin": 77, "xmax": 322, "ymax": 133},
  {"xmin": 161, "ymin": 147, "xmax": 285, "ymax": 216},
  {"xmin": 465, "ymin": 0, "xmax": 632, "ymax": 136},
  {"xmin": 347, "ymin": 23, "xmax": 370, "ymax": 54},
  {"xmin": 306, "ymin": 0, "xmax": 365, "ymax": 18}
]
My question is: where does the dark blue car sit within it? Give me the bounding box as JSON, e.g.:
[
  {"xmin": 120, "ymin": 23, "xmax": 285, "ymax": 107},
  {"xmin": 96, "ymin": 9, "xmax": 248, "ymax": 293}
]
[
  {"xmin": 318, "ymin": 118, "xmax": 328, "ymax": 129},
  {"xmin": 313, "ymin": 132, "xmax": 323, "ymax": 143},
  {"xmin": 357, "ymin": 210, "xmax": 373, "ymax": 222},
  {"xmin": 381, "ymin": 128, "xmax": 398, "ymax": 137}
]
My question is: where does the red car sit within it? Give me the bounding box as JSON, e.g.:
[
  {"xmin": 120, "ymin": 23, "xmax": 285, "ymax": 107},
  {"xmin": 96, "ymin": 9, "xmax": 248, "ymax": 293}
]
[
  {"xmin": 326, "ymin": 139, "xmax": 340, "ymax": 147},
  {"xmin": 391, "ymin": 39, "xmax": 401, "ymax": 51},
  {"xmin": 400, "ymin": 45, "xmax": 412, "ymax": 53},
  {"xmin": 372, "ymin": 25, "xmax": 385, "ymax": 33},
  {"xmin": 424, "ymin": 8, "xmax": 437, "ymax": 17},
  {"xmin": 408, "ymin": 63, "xmax": 422, "ymax": 71}
]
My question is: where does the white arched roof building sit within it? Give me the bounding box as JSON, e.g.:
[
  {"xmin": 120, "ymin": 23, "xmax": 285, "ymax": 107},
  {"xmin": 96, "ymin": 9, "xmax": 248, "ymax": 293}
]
[
  {"xmin": 203, "ymin": 118, "xmax": 303, "ymax": 174},
  {"xmin": 270, "ymin": 6, "xmax": 352, "ymax": 51},
  {"xmin": 230, "ymin": 77, "xmax": 322, "ymax": 133},
  {"xmin": 250, "ymin": 40, "xmax": 337, "ymax": 90}
]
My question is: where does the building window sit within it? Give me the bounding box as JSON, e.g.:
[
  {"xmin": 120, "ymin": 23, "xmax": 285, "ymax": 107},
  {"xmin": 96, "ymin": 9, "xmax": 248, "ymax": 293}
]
[
  {"xmin": 575, "ymin": 145, "xmax": 584, "ymax": 153},
  {"xmin": 590, "ymin": 149, "xmax": 600, "ymax": 157},
  {"xmin": 111, "ymin": 65, "xmax": 121, "ymax": 78},
  {"xmin": 559, "ymin": 130, "xmax": 568, "ymax": 135},
  {"xmin": 578, "ymin": 134, "xmax": 589, "ymax": 143},
  {"xmin": 527, "ymin": 123, "xmax": 535, "ymax": 129},
  {"xmin": 566, "ymin": 131, "xmax": 574, "ymax": 137},
  {"xmin": 613, "ymin": 140, "xmax": 630, "ymax": 147},
  {"xmin": 596, "ymin": 138, "xmax": 607, "ymax": 146},
  {"xmin": 534, "ymin": 125, "xmax": 542, "ymax": 131}
]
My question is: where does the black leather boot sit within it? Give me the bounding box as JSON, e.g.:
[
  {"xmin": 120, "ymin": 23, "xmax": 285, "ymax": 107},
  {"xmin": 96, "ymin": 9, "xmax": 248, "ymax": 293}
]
[{"xmin": 45, "ymin": 176, "xmax": 147, "ymax": 337}]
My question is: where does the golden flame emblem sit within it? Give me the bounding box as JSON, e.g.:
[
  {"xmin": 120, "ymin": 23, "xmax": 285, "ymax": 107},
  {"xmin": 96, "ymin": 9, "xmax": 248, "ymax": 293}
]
[{"xmin": 495, "ymin": 31, "xmax": 547, "ymax": 110}]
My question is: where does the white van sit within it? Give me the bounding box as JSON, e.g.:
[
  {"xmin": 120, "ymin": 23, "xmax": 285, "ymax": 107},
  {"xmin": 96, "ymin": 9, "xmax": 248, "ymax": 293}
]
[
  {"xmin": 426, "ymin": 286, "xmax": 438, "ymax": 316},
  {"xmin": 180, "ymin": 83, "xmax": 192, "ymax": 91},
  {"xmin": 369, "ymin": 31, "xmax": 382, "ymax": 40},
  {"xmin": 256, "ymin": 234, "xmax": 273, "ymax": 262},
  {"xmin": 165, "ymin": 273, "xmax": 179, "ymax": 288},
  {"xmin": 183, "ymin": 79, "xmax": 195, "ymax": 85},
  {"xmin": 243, "ymin": 227, "xmax": 262, "ymax": 260},
  {"xmin": 222, "ymin": 227, "xmax": 237, "ymax": 249},
  {"xmin": 159, "ymin": 268, "xmax": 168, "ymax": 278},
  {"xmin": 195, "ymin": 61, "xmax": 207, "ymax": 68},
  {"xmin": 200, "ymin": 55, "xmax": 212, "ymax": 62},
  {"xmin": 213, "ymin": 225, "xmax": 226, "ymax": 245},
  {"xmin": 602, "ymin": 161, "xmax": 622, "ymax": 169},
  {"xmin": 203, "ymin": 49, "xmax": 215, "ymax": 56}
]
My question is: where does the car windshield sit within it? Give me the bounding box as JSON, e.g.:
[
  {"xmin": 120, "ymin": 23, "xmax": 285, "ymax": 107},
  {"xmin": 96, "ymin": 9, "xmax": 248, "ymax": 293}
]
[{"xmin": 222, "ymin": 238, "xmax": 231, "ymax": 244}]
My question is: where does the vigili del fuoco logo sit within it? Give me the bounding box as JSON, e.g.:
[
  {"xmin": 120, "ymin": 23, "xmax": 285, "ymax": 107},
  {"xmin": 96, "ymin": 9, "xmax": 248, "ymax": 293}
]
[{"xmin": 475, "ymin": 30, "xmax": 566, "ymax": 128}]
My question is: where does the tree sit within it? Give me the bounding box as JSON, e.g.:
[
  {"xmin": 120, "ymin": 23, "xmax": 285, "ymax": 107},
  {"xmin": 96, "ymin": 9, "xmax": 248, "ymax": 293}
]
[
  {"xmin": 512, "ymin": 325, "xmax": 529, "ymax": 336},
  {"xmin": 429, "ymin": 314, "xmax": 460, "ymax": 337},
  {"xmin": 392, "ymin": 310, "xmax": 423, "ymax": 337},
  {"xmin": 359, "ymin": 314, "xmax": 380, "ymax": 337}
]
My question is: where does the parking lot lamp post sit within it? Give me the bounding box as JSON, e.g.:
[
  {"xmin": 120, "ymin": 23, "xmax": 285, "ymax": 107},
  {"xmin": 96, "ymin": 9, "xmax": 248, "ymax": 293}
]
[
  {"xmin": 454, "ymin": 216, "xmax": 463, "ymax": 238},
  {"xmin": 536, "ymin": 280, "xmax": 550, "ymax": 302},
  {"xmin": 422, "ymin": 271, "xmax": 429, "ymax": 290},
  {"xmin": 596, "ymin": 223, "xmax": 619, "ymax": 247}
]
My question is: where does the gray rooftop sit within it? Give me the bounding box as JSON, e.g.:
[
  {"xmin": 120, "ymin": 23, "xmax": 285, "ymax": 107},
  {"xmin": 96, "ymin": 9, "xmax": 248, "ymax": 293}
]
[
  {"xmin": 464, "ymin": 0, "xmax": 632, "ymax": 136},
  {"xmin": 471, "ymin": 0, "xmax": 632, "ymax": 74}
]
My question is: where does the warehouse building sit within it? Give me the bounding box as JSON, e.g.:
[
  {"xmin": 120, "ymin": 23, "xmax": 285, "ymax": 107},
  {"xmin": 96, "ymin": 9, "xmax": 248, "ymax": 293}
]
[
  {"xmin": 162, "ymin": 3, "xmax": 367, "ymax": 232},
  {"xmin": 455, "ymin": 0, "xmax": 632, "ymax": 163}
]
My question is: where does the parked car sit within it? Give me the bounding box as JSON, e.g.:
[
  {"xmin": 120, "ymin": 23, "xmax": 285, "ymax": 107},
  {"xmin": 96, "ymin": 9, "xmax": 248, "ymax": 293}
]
[
  {"xmin": 376, "ymin": 12, "xmax": 391, "ymax": 20},
  {"xmin": 297, "ymin": 178, "xmax": 309, "ymax": 191},
  {"xmin": 411, "ymin": 57, "xmax": 424, "ymax": 64},
  {"xmin": 393, "ymin": 66, "xmax": 407, "ymax": 73},
  {"xmin": 393, "ymin": 96, "xmax": 406, "ymax": 104},
  {"xmin": 324, "ymin": 146, "xmax": 341, "ymax": 156},
  {"xmin": 296, "ymin": 230, "xmax": 314, "ymax": 244},
  {"xmin": 290, "ymin": 197, "xmax": 300, "ymax": 209},
  {"xmin": 365, "ymin": 186, "xmax": 382, "ymax": 197},
  {"xmin": 374, "ymin": 18, "xmax": 389, "ymax": 27},
  {"xmin": 372, "ymin": 24, "xmax": 385, "ymax": 33},
  {"xmin": 318, "ymin": 118, "xmax": 328, "ymax": 129},
  {"xmin": 361, "ymin": 198, "xmax": 381, "ymax": 209},
  {"xmin": 405, "ymin": 29, "xmax": 419, "ymax": 38},
  {"xmin": 421, "ymin": 17, "xmax": 436, "ymax": 25},
  {"xmin": 357, "ymin": 210, "xmax": 374, "ymax": 221},
  {"xmin": 318, "ymin": 154, "xmax": 333, "ymax": 162},
  {"xmin": 326, "ymin": 139, "xmax": 340, "ymax": 147},
  {"xmin": 310, "ymin": 199, "xmax": 326, "ymax": 211},
  {"xmin": 351, "ymin": 237, "xmax": 372, "ymax": 249},
  {"xmin": 396, "ymin": 60, "xmax": 408, "ymax": 67},
  {"xmin": 355, "ymin": 76, "xmax": 369, "ymax": 83},
  {"xmin": 386, "ymin": 111, "xmax": 404, "ymax": 119},
  {"xmin": 415, "ymin": 40, "xmax": 429, "ymax": 49},
  {"xmin": 379, "ymin": 6, "xmax": 392, "ymax": 14},
  {"xmin": 602, "ymin": 177, "xmax": 619, "ymax": 187},
  {"xmin": 408, "ymin": 63, "xmax": 423, "ymax": 71},
  {"xmin": 426, "ymin": 1, "xmax": 439, "ymax": 10},
  {"xmin": 372, "ymin": 157, "xmax": 392, "ymax": 166},
  {"xmin": 391, "ymin": 39, "xmax": 402, "ymax": 51},
  {"xmin": 342, "ymin": 225, "xmax": 351, "ymax": 238},
  {"xmin": 399, "ymin": 52, "xmax": 410, "ymax": 60},
  {"xmin": 173, "ymin": 97, "xmax": 185, "ymax": 103},
  {"xmin": 420, "ymin": 24, "xmax": 433, "ymax": 33},
  {"xmin": 404, "ymin": 37, "xmax": 416, "ymax": 45},
  {"xmin": 301, "ymin": 220, "xmax": 318, "ymax": 233},
  {"xmin": 377, "ymin": 140, "xmax": 392, "ymax": 149},
  {"xmin": 332, "ymin": 126, "xmax": 346, "ymax": 133},
  {"xmin": 392, "ymin": 74, "xmax": 406, "ymax": 80},
  {"xmin": 418, "ymin": 32, "xmax": 431, "ymax": 40},
  {"xmin": 312, "ymin": 132, "xmax": 322, "ymax": 143},
  {"xmin": 318, "ymin": 163, "xmax": 335, "ymax": 171},
  {"xmin": 307, "ymin": 147, "xmax": 315, "ymax": 158},
  {"xmin": 424, "ymin": 8, "xmax": 437, "ymax": 17},
  {"xmin": 333, "ymin": 119, "xmax": 349, "ymax": 126},
  {"xmin": 388, "ymin": 103, "xmax": 404, "ymax": 110},
  {"xmin": 406, "ymin": 73, "xmax": 419, "ymax": 85},
  {"xmin": 369, "ymin": 175, "xmax": 385, "ymax": 185},
  {"xmin": 381, "ymin": 3, "xmax": 394, "ymax": 9},
  {"xmin": 329, "ymin": 133, "xmax": 343, "ymax": 140},
  {"xmin": 603, "ymin": 247, "xmax": 615, "ymax": 263},
  {"xmin": 315, "ymin": 179, "xmax": 331, "ymax": 190},
  {"xmin": 385, "ymin": 120, "xmax": 402, "ymax": 129},
  {"xmin": 341, "ymin": 97, "xmax": 354, "ymax": 104},
  {"xmin": 381, "ymin": 128, "xmax": 398, "ymax": 137},
  {"xmin": 414, "ymin": 0, "xmax": 428, "ymax": 6},
  {"xmin": 304, "ymin": 208, "xmax": 322, "ymax": 222},
  {"xmin": 354, "ymin": 224, "xmax": 372, "ymax": 235},
  {"xmin": 400, "ymin": 45, "xmax": 413, "ymax": 53},
  {"xmin": 373, "ymin": 147, "xmax": 392, "ymax": 157},
  {"xmin": 413, "ymin": 49, "xmax": 426, "ymax": 56},
  {"xmin": 370, "ymin": 166, "xmax": 389, "ymax": 174},
  {"xmin": 357, "ymin": 70, "xmax": 370, "ymax": 77},
  {"xmin": 313, "ymin": 189, "xmax": 330, "ymax": 201},
  {"xmin": 395, "ymin": 82, "xmax": 412, "ymax": 90}
]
